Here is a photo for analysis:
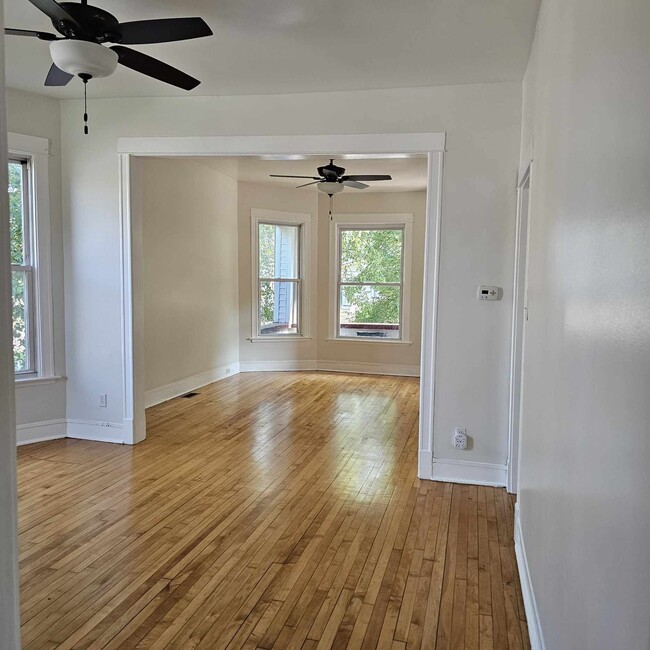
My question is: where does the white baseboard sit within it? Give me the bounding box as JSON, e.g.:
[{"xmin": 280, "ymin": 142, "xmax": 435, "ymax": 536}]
[
  {"xmin": 16, "ymin": 418, "xmax": 67, "ymax": 446},
  {"xmin": 431, "ymin": 458, "xmax": 507, "ymax": 487},
  {"xmin": 17, "ymin": 418, "xmax": 126, "ymax": 446},
  {"xmin": 514, "ymin": 504, "xmax": 545, "ymax": 650},
  {"xmin": 418, "ymin": 450, "xmax": 433, "ymax": 479},
  {"xmin": 317, "ymin": 360, "xmax": 419, "ymax": 377},
  {"xmin": 239, "ymin": 359, "xmax": 419, "ymax": 377},
  {"xmin": 240, "ymin": 360, "xmax": 317, "ymax": 372},
  {"xmin": 144, "ymin": 362, "xmax": 240, "ymax": 408},
  {"xmin": 67, "ymin": 419, "xmax": 125, "ymax": 444}
]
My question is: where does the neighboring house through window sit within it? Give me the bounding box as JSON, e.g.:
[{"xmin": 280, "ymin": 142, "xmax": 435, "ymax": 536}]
[
  {"xmin": 251, "ymin": 208, "xmax": 311, "ymax": 339},
  {"xmin": 330, "ymin": 213, "xmax": 413, "ymax": 343},
  {"xmin": 7, "ymin": 133, "xmax": 55, "ymax": 380}
]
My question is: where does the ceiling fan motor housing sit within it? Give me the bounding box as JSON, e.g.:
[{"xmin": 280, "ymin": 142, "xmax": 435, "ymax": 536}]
[
  {"xmin": 317, "ymin": 182, "xmax": 345, "ymax": 195},
  {"xmin": 49, "ymin": 39, "xmax": 118, "ymax": 78},
  {"xmin": 55, "ymin": 3, "xmax": 121, "ymax": 42}
]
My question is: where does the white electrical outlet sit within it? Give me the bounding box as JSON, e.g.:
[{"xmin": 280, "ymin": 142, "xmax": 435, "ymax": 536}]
[
  {"xmin": 99, "ymin": 393, "xmax": 107, "ymax": 408},
  {"xmin": 225, "ymin": 367, "xmax": 231, "ymax": 375},
  {"xmin": 453, "ymin": 427, "xmax": 468, "ymax": 450}
]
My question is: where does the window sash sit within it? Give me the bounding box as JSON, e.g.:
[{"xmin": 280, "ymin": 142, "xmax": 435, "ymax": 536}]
[
  {"xmin": 336, "ymin": 226, "xmax": 406, "ymax": 341},
  {"xmin": 258, "ymin": 222, "xmax": 301, "ymax": 281},
  {"xmin": 9, "ymin": 159, "xmax": 31, "ymax": 266},
  {"xmin": 258, "ymin": 278, "xmax": 301, "ymax": 336}
]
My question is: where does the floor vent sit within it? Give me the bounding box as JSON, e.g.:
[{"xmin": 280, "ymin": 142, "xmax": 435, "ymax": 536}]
[{"xmin": 180, "ymin": 392, "xmax": 200, "ymax": 399}]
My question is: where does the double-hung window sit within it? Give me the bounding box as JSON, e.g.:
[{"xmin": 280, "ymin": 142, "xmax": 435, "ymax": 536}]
[
  {"xmin": 251, "ymin": 209, "xmax": 311, "ymax": 339},
  {"xmin": 9, "ymin": 158, "xmax": 34, "ymax": 373},
  {"xmin": 7, "ymin": 133, "xmax": 54, "ymax": 379},
  {"xmin": 331, "ymin": 213, "xmax": 413, "ymax": 343}
]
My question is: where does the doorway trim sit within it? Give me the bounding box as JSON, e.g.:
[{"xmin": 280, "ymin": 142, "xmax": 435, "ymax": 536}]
[
  {"xmin": 117, "ymin": 133, "xmax": 445, "ymax": 473},
  {"xmin": 507, "ymin": 160, "xmax": 532, "ymax": 493}
]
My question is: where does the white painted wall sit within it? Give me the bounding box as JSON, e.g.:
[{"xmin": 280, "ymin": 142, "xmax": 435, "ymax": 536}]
[
  {"xmin": 237, "ymin": 181, "xmax": 318, "ymax": 367},
  {"xmin": 0, "ymin": 13, "xmax": 21, "ymax": 646},
  {"xmin": 317, "ymin": 191, "xmax": 426, "ymax": 372},
  {"xmin": 6, "ymin": 88, "xmax": 66, "ymax": 426},
  {"xmin": 517, "ymin": 1, "xmax": 650, "ymax": 648},
  {"xmin": 142, "ymin": 158, "xmax": 239, "ymax": 396},
  {"xmin": 59, "ymin": 81, "xmax": 521, "ymax": 466}
]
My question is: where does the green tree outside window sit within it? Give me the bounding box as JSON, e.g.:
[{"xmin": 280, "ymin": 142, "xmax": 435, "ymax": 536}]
[{"xmin": 340, "ymin": 228, "xmax": 403, "ymax": 324}]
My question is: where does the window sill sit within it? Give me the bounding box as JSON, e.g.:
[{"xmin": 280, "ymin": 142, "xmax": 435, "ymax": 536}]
[
  {"xmin": 324, "ymin": 337, "xmax": 413, "ymax": 345},
  {"xmin": 249, "ymin": 336, "xmax": 313, "ymax": 343},
  {"xmin": 15, "ymin": 375, "xmax": 65, "ymax": 387}
]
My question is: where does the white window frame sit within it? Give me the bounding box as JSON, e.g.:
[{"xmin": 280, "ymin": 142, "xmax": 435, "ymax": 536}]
[
  {"xmin": 250, "ymin": 208, "xmax": 312, "ymax": 341},
  {"xmin": 8, "ymin": 133, "xmax": 55, "ymax": 381},
  {"xmin": 329, "ymin": 213, "xmax": 413, "ymax": 345}
]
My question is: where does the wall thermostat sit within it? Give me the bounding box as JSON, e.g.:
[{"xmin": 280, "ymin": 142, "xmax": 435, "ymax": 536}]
[{"xmin": 477, "ymin": 285, "xmax": 502, "ymax": 301}]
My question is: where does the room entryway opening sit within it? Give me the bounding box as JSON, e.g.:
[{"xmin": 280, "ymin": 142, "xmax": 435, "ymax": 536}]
[{"xmin": 118, "ymin": 134, "xmax": 445, "ymax": 478}]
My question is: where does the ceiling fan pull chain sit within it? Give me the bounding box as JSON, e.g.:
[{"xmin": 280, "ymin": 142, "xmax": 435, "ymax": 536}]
[
  {"xmin": 329, "ymin": 194, "xmax": 333, "ymax": 221},
  {"xmin": 83, "ymin": 77, "xmax": 89, "ymax": 135}
]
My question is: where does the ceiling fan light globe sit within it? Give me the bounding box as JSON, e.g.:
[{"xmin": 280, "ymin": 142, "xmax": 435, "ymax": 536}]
[
  {"xmin": 49, "ymin": 40, "xmax": 118, "ymax": 78},
  {"xmin": 317, "ymin": 182, "xmax": 344, "ymax": 195}
]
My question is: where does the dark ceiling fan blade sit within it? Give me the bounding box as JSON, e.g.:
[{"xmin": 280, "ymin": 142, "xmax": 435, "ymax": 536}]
[
  {"xmin": 117, "ymin": 17, "xmax": 212, "ymax": 45},
  {"xmin": 296, "ymin": 180, "xmax": 321, "ymax": 188},
  {"xmin": 28, "ymin": 0, "xmax": 80, "ymax": 28},
  {"xmin": 111, "ymin": 46, "xmax": 200, "ymax": 90},
  {"xmin": 5, "ymin": 28, "xmax": 58, "ymax": 40},
  {"xmin": 44, "ymin": 62, "xmax": 73, "ymax": 86},
  {"xmin": 343, "ymin": 180, "xmax": 369, "ymax": 190},
  {"xmin": 343, "ymin": 175, "xmax": 393, "ymax": 182},
  {"xmin": 269, "ymin": 174, "xmax": 322, "ymax": 180}
]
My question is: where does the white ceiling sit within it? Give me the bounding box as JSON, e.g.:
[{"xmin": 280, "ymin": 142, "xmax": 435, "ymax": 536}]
[
  {"xmin": 4, "ymin": 0, "xmax": 540, "ymax": 99},
  {"xmin": 182, "ymin": 155, "xmax": 428, "ymax": 193}
]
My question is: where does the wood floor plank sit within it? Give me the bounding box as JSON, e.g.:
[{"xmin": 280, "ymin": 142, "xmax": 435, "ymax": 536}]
[{"xmin": 16, "ymin": 372, "xmax": 528, "ymax": 649}]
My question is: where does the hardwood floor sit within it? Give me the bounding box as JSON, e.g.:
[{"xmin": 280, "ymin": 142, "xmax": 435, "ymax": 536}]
[{"xmin": 17, "ymin": 371, "xmax": 529, "ymax": 649}]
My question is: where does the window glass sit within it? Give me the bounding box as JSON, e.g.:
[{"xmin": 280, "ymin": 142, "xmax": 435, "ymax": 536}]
[
  {"xmin": 339, "ymin": 228, "xmax": 402, "ymax": 283},
  {"xmin": 8, "ymin": 161, "xmax": 25, "ymax": 265},
  {"xmin": 339, "ymin": 285, "xmax": 401, "ymax": 339},
  {"xmin": 12, "ymin": 271, "xmax": 29, "ymax": 371}
]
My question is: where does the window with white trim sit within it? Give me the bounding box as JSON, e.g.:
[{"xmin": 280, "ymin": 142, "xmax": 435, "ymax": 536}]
[
  {"xmin": 251, "ymin": 209, "xmax": 311, "ymax": 339},
  {"xmin": 8, "ymin": 133, "xmax": 55, "ymax": 379},
  {"xmin": 9, "ymin": 158, "xmax": 34, "ymax": 373},
  {"xmin": 330, "ymin": 213, "xmax": 413, "ymax": 343}
]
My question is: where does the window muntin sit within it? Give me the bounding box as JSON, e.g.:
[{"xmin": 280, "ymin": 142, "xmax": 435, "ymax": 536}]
[
  {"xmin": 8, "ymin": 159, "xmax": 35, "ymax": 373},
  {"xmin": 257, "ymin": 222, "xmax": 302, "ymax": 336},
  {"xmin": 336, "ymin": 226, "xmax": 405, "ymax": 341}
]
